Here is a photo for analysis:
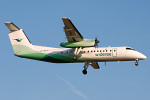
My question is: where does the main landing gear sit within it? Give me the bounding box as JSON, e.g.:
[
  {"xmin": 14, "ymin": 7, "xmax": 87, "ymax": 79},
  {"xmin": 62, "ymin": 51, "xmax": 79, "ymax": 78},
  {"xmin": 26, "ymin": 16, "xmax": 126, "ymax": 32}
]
[
  {"xmin": 82, "ymin": 62, "xmax": 90, "ymax": 75},
  {"xmin": 135, "ymin": 59, "xmax": 139, "ymax": 66},
  {"xmin": 73, "ymin": 47, "xmax": 82, "ymax": 60},
  {"xmin": 73, "ymin": 55, "xmax": 77, "ymax": 60},
  {"xmin": 82, "ymin": 69, "xmax": 87, "ymax": 75}
]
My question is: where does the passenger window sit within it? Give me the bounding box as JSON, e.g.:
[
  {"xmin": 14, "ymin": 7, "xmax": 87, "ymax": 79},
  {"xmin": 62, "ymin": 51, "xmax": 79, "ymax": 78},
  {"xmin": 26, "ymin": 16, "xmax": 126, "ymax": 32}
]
[
  {"xmin": 91, "ymin": 51, "xmax": 93, "ymax": 52},
  {"xmin": 97, "ymin": 50, "xmax": 99, "ymax": 52},
  {"xmin": 106, "ymin": 50, "xmax": 107, "ymax": 52},
  {"xmin": 110, "ymin": 50, "xmax": 112, "ymax": 52},
  {"xmin": 103, "ymin": 50, "xmax": 105, "ymax": 52},
  {"xmin": 100, "ymin": 50, "xmax": 101, "ymax": 52},
  {"xmin": 94, "ymin": 50, "xmax": 95, "ymax": 52}
]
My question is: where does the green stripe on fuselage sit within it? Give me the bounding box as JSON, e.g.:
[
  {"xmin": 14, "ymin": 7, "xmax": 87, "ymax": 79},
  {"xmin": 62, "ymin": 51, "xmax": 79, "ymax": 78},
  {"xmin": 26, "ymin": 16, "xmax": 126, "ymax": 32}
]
[
  {"xmin": 12, "ymin": 45, "xmax": 91, "ymax": 63},
  {"xmin": 17, "ymin": 53, "xmax": 75, "ymax": 63}
]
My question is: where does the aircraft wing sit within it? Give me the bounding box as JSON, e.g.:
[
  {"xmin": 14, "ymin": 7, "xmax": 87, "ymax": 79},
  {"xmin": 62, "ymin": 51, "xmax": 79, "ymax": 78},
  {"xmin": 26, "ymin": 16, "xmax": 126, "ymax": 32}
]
[
  {"xmin": 91, "ymin": 62, "xmax": 100, "ymax": 69},
  {"xmin": 62, "ymin": 18, "xmax": 84, "ymax": 42}
]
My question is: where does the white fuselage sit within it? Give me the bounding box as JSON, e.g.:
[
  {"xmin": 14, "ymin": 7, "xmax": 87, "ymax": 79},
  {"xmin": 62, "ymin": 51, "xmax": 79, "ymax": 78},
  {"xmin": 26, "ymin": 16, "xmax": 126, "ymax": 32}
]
[
  {"xmin": 78, "ymin": 47, "xmax": 146, "ymax": 62},
  {"xmin": 33, "ymin": 45, "xmax": 146, "ymax": 63}
]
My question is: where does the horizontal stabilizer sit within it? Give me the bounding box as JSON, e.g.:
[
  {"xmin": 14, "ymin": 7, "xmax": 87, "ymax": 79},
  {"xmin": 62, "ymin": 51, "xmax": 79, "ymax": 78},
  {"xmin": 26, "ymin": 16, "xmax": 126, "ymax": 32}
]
[{"xmin": 4, "ymin": 22, "xmax": 20, "ymax": 32}]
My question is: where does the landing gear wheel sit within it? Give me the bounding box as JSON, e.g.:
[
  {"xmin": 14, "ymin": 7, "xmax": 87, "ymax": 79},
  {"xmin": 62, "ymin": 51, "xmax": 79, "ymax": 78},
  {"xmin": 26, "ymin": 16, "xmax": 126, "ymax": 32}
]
[
  {"xmin": 135, "ymin": 59, "xmax": 139, "ymax": 66},
  {"xmin": 82, "ymin": 69, "xmax": 87, "ymax": 75},
  {"xmin": 135, "ymin": 62, "xmax": 138, "ymax": 66}
]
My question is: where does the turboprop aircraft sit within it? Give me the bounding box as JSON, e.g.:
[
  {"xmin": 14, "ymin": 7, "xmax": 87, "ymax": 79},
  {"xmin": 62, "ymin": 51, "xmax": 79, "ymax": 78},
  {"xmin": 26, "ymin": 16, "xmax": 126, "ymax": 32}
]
[{"xmin": 5, "ymin": 18, "xmax": 147, "ymax": 75}]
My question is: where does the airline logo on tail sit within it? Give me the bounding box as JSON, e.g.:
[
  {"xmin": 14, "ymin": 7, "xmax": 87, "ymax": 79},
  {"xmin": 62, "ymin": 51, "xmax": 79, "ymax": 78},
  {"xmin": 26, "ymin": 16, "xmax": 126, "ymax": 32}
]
[{"xmin": 14, "ymin": 39, "xmax": 23, "ymax": 42}]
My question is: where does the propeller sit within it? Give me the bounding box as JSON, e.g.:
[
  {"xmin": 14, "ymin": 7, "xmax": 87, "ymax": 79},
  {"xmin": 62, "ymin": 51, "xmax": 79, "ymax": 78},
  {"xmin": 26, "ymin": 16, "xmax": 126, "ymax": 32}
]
[{"xmin": 94, "ymin": 37, "xmax": 100, "ymax": 48}]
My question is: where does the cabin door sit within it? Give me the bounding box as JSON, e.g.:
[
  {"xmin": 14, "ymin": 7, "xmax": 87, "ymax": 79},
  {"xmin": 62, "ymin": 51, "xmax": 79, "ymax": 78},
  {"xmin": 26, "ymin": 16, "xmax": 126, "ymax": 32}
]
[{"xmin": 112, "ymin": 48, "xmax": 117, "ymax": 57}]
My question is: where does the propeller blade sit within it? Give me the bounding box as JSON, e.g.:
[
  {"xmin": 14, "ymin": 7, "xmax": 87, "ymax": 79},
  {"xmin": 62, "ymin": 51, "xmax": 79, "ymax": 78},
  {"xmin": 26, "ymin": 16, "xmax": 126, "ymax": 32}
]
[
  {"xmin": 94, "ymin": 37, "xmax": 100, "ymax": 48},
  {"xmin": 95, "ymin": 37, "xmax": 100, "ymax": 43}
]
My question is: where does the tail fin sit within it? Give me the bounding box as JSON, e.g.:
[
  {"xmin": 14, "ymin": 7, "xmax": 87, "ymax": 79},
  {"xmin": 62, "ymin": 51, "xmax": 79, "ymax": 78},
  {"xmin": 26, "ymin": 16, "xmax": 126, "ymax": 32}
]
[{"xmin": 5, "ymin": 22, "xmax": 34, "ymax": 55}]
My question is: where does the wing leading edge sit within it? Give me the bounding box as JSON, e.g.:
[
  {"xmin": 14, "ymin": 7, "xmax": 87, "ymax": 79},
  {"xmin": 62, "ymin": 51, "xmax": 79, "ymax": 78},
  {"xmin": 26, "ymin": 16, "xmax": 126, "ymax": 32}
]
[{"xmin": 62, "ymin": 18, "xmax": 84, "ymax": 42}]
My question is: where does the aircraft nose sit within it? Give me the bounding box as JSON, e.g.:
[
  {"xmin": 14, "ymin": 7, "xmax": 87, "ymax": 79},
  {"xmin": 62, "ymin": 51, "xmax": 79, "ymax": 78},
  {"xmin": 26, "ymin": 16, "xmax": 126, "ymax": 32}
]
[
  {"xmin": 139, "ymin": 53, "xmax": 147, "ymax": 60},
  {"xmin": 142, "ymin": 54, "xmax": 147, "ymax": 59}
]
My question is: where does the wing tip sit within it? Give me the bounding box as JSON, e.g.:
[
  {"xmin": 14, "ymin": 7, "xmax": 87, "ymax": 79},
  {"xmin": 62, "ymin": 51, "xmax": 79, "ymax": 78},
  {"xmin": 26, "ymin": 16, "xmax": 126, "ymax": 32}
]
[
  {"xmin": 4, "ymin": 22, "xmax": 12, "ymax": 25},
  {"xmin": 62, "ymin": 17, "xmax": 70, "ymax": 20}
]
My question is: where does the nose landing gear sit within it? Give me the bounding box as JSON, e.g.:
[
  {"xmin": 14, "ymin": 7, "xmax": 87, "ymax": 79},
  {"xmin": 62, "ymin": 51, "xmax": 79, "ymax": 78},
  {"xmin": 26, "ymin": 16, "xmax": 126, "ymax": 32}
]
[
  {"xmin": 135, "ymin": 59, "xmax": 139, "ymax": 66},
  {"xmin": 73, "ymin": 47, "xmax": 82, "ymax": 60}
]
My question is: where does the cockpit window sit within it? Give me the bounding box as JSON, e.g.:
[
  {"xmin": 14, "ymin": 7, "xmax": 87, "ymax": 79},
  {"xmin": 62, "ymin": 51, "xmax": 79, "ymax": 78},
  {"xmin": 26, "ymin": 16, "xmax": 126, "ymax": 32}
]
[{"xmin": 126, "ymin": 47, "xmax": 134, "ymax": 50}]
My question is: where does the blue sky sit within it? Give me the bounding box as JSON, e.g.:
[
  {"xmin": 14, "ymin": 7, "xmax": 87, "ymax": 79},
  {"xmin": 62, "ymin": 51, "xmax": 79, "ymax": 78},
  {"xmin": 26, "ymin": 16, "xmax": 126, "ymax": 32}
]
[{"xmin": 0, "ymin": 0, "xmax": 150, "ymax": 100}]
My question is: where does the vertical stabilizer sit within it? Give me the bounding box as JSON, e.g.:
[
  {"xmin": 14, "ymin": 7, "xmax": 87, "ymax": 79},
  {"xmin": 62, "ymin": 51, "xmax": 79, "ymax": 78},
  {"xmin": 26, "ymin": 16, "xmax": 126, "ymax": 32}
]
[{"xmin": 5, "ymin": 22, "xmax": 34, "ymax": 55}]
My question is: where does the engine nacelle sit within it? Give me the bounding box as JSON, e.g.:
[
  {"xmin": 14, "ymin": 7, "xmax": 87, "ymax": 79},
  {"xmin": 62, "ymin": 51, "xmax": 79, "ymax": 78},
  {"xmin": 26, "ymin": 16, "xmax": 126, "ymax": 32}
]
[{"xmin": 60, "ymin": 39, "xmax": 95, "ymax": 48}]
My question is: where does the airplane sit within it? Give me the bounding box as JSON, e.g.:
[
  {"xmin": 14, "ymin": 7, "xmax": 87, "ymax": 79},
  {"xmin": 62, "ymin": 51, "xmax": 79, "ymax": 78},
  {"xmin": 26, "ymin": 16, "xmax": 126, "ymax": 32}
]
[{"xmin": 5, "ymin": 18, "xmax": 147, "ymax": 75}]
